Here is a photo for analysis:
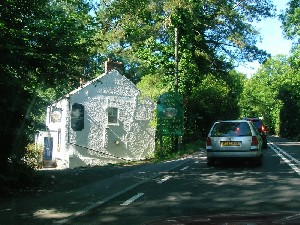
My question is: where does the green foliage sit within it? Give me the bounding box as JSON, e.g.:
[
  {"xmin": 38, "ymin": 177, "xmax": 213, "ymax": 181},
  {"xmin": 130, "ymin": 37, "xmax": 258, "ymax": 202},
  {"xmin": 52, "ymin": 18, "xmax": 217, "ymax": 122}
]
[
  {"xmin": 280, "ymin": 0, "xmax": 300, "ymax": 40},
  {"xmin": 137, "ymin": 73, "xmax": 170, "ymax": 101},
  {"xmin": 23, "ymin": 143, "xmax": 43, "ymax": 169},
  {"xmin": 130, "ymin": 1, "xmax": 268, "ymax": 153},
  {"xmin": 0, "ymin": 0, "xmax": 280, "ymax": 166},
  {"xmin": 94, "ymin": 0, "xmax": 276, "ymax": 96},
  {"xmin": 153, "ymin": 138, "xmax": 205, "ymax": 161},
  {"xmin": 184, "ymin": 71, "xmax": 245, "ymax": 142},
  {"xmin": 0, "ymin": 0, "xmax": 97, "ymax": 171},
  {"xmin": 95, "ymin": 0, "xmax": 274, "ymax": 65},
  {"xmin": 277, "ymin": 72, "xmax": 300, "ymax": 140},
  {"xmin": 154, "ymin": 136, "xmax": 173, "ymax": 158},
  {"xmin": 238, "ymin": 55, "xmax": 300, "ymax": 140}
]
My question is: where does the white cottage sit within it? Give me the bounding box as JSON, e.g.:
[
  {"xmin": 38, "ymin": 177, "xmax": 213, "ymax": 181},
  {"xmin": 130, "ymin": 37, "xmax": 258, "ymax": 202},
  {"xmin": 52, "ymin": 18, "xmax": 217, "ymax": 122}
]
[{"xmin": 36, "ymin": 68, "xmax": 155, "ymax": 169}]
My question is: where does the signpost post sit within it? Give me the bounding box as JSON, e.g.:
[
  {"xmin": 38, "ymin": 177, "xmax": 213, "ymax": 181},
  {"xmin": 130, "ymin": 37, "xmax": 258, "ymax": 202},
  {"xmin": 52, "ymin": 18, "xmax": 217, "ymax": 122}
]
[{"xmin": 156, "ymin": 27, "xmax": 184, "ymax": 156}]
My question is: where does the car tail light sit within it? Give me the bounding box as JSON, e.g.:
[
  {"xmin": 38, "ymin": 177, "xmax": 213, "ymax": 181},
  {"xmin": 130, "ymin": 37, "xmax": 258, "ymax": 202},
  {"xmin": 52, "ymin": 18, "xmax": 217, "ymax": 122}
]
[
  {"xmin": 206, "ymin": 137, "xmax": 212, "ymax": 146},
  {"xmin": 251, "ymin": 136, "xmax": 259, "ymax": 146}
]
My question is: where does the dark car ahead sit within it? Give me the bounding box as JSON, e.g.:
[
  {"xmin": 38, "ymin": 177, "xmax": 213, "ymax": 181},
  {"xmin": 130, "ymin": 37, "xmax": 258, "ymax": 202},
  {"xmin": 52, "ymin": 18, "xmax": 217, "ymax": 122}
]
[{"xmin": 242, "ymin": 117, "xmax": 268, "ymax": 149}]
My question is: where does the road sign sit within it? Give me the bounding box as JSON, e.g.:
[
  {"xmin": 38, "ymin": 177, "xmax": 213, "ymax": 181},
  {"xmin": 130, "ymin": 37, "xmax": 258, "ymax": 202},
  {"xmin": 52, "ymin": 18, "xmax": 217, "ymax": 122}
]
[{"xmin": 157, "ymin": 92, "xmax": 184, "ymax": 136}]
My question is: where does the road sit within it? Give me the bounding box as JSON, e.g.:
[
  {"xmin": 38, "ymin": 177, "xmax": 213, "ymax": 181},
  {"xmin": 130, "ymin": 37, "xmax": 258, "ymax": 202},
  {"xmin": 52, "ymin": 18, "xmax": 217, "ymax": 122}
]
[{"xmin": 0, "ymin": 136, "xmax": 299, "ymax": 224}]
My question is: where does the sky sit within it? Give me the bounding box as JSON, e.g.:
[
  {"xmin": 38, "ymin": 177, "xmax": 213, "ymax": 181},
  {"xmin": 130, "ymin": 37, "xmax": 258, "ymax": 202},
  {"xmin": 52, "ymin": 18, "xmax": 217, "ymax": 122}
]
[{"xmin": 236, "ymin": 0, "xmax": 293, "ymax": 77}]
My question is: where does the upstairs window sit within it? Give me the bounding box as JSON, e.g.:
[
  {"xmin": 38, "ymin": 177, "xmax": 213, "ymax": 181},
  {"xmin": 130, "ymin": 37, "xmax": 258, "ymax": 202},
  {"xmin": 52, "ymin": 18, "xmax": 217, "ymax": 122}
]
[
  {"xmin": 71, "ymin": 103, "xmax": 84, "ymax": 131},
  {"xmin": 107, "ymin": 107, "xmax": 118, "ymax": 124}
]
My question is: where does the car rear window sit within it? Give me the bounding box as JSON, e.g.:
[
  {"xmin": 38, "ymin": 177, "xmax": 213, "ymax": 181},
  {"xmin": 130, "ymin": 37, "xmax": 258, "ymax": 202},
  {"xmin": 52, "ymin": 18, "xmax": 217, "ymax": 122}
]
[
  {"xmin": 243, "ymin": 118, "xmax": 263, "ymax": 129},
  {"xmin": 251, "ymin": 120, "xmax": 262, "ymax": 129},
  {"xmin": 211, "ymin": 122, "xmax": 252, "ymax": 137}
]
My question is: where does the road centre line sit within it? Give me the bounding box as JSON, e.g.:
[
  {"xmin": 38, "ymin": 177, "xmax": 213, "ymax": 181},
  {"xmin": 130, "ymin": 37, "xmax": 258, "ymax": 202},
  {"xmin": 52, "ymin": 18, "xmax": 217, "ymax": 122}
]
[
  {"xmin": 269, "ymin": 142, "xmax": 300, "ymax": 176},
  {"xmin": 181, "ymin": 166, "xmax": 189, "ymax": 171},
  {"xmin": 157, "ymin": 175, "xmax": 172, "ymax": 184},
  {"xmin": 120, "ymin": 193, "xmax": 144, "ymax": 206},
  {"xmin": 156, "ymin": 165, "xmax": 189, "ymax": 184},
  {"xmin": 56, "ymin": 159, "xmax": 192, "ymax": 224},
  {"xmin": 56, "ymin": 180, "xmax": 147, "ymax": 224}
]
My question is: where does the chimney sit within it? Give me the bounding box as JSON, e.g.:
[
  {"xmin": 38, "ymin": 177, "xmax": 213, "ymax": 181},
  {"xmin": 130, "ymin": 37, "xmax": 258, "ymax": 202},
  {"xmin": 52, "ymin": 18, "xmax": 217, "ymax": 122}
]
[
  {"xmin": 79, "ymin": 77, "xmax": 86, "ymax": 87},
  {"xmin": 104, "ymin": 58, "xmax": 124, "ymax": 74}
]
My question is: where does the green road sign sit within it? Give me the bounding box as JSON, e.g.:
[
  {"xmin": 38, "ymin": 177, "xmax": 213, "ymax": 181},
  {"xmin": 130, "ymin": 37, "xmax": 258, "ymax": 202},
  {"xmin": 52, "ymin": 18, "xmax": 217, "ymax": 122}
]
[{"xmin": 157, "ymin": 92, "xmax": 184, "ymax": 136}]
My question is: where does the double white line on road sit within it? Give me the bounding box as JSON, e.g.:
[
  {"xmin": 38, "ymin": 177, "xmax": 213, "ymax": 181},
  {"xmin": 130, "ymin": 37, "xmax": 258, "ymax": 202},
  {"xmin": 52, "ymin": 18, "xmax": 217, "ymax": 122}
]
[{"xmin": 269, "ymin": 141, "xmax": 300, "ymax": 175}]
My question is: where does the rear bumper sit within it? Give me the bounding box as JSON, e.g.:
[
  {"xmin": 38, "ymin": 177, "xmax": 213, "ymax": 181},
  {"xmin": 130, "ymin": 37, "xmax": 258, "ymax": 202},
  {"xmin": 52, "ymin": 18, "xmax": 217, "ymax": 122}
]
[{"xmin": 207, "ymin": 150, "xmax": 261, "ymax": 158}]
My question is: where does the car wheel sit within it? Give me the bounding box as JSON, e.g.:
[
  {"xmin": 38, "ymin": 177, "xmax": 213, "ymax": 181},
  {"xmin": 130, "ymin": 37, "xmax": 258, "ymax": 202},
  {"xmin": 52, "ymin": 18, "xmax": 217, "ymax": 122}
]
[
  {"xmin": 262, "ymin": 138, "xmax": 268, "ymax": 149},
  {"xmin": 253, "ymin": 156, "xmax": 262, "ymax": 167},
  {"xmin": 207, "ymin": 158, "xmax": 215, "ymax": 167},
  {"xmin": 263, "ymin": 141, "xmax": 268, "ymax": 149}
]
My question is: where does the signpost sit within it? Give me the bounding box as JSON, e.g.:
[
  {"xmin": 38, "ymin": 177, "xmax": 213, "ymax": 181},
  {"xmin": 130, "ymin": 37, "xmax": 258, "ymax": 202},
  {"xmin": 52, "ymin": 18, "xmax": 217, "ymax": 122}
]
[
  {"xmin": 156, "ymin": 27, "xmax": 184, "ymax": 156},
  {"xmin": 157, "ymin": 91, "xmax": 184, "ymax": 155}
]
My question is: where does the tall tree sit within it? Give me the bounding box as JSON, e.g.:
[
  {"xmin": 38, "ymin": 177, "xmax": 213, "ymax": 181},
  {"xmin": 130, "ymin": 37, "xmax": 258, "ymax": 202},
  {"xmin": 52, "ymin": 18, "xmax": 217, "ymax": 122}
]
[
  {"xmin": 0, "ymin": 0, "xmax": 96, "ymax": 170},
  {"xmin": 280, "ymin": 0, "xmax": 300, "ymax": 40},
  {"xmin": 279, "ymin": 0, "xmax": 300, "ymax": 140},
  {"xmin": 238, "ymin": 55, "xmax": 300, "ymax": 139},
  {"xmin": 96, "ymin": 0, "xmax": 275, "ymax": 82},
  {"xmin": 94, "ymin": 0, "xmax": 275, "ymax": 141}
]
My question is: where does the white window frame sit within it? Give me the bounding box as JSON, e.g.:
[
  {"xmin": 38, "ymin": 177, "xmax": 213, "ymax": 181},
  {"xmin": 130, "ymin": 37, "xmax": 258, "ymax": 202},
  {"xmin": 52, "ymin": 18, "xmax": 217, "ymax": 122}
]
[{"xmin": 107, "ymin": 107, "xmax": 118, "ymax": 125}]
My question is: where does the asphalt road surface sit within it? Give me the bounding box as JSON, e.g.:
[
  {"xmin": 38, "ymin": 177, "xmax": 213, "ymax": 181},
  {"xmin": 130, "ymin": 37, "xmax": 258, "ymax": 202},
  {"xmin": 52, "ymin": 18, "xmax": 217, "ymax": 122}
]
[{"xmin": 0, "ymin": 135, "xmax": 299, "ymax": 224}]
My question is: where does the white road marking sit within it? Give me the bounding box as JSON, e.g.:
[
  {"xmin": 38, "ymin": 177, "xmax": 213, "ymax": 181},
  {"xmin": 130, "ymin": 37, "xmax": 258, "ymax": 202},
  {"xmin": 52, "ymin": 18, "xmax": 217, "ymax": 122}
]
[
  {"xmin": 269, "ymin": 142, "xmax": 300, "ymax": 175},
  {"xmin": 269, "ymin": 142, "xmax": 300, "ymax": 165},
  {"xmin": 56, "ymin": 156, "xmax": 194, "ymax": 224},
  {"xmin": 195, "ymin": 161, "xmax": 199, "ymax": 164},
  {"xmin": 157, "ymin": 175, "xmax": 172, "ymax": 184},
  {"xmin": 120, "ymin": 193, "xmax": 144, "ymax": 206},
  {"xmin": 181, "ymin": 166, "xmax": 189, "ymax": 171},
  {"xmin": 199, "ymin": 156, "xmax": 207, "ymax": 159}
]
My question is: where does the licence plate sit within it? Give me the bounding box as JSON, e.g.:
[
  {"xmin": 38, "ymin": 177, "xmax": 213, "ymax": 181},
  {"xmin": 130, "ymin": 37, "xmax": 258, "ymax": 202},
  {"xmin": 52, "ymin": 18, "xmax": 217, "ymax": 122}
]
[{"xmin": 221, "ymin": 141, "xmax": 241, "ymax": 147}]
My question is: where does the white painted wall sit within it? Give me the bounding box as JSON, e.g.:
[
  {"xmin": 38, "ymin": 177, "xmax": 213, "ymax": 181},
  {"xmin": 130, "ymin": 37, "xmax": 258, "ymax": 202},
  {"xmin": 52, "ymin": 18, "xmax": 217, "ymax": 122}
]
[{"xmin": 38, "ymin": 70, "xmax": 155, "ymax": 169}]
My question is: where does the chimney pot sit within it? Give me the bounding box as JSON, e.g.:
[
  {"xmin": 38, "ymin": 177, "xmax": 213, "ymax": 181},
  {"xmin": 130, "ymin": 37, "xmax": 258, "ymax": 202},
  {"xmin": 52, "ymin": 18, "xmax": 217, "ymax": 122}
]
[{"xmin": 105, "ymin": 59, "xmax": 124, "ymax": 74}]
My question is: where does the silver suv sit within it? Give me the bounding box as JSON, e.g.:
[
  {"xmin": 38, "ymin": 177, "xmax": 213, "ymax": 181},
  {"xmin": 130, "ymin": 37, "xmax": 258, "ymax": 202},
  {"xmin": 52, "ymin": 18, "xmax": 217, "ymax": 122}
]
[{"xmin": 206, "ymin": 120, "xmax": 263, "ymax": 166}]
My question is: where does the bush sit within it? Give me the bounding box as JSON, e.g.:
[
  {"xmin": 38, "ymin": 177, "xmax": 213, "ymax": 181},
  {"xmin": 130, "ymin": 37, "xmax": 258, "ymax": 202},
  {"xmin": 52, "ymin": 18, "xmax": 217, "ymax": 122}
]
[
  {"xmin": 154, "ymin": 137, "xmax": 205, "ymax": 161},
  {"xmin": 23, "ymin": 143, "xmax": 43, "ymax": 169}
]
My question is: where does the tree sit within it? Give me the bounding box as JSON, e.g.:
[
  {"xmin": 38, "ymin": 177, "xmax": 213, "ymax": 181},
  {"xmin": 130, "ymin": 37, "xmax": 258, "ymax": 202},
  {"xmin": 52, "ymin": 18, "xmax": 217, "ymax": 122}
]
[
  {"xmin": 239, "ymin": 0, "xmax": 300, "ymax": 140},
  {"xmin": 0, "ymin": 0, "xmax": 96, "ymax": 171},
  {"xmin": 278, "ymin": 0, "xmax": 300, "ymax": 139},
  {"xmin": 238, "ymin": 55, "xmax": 300, "ymax": 140},
  {"xmin": 95, "ymin": 0, "xmax": 275, "ymax": 143},
  {"xmin": 280, "ymin": 0, "xmax": 300, "ymax": 41},
  {"xmin": 95, "ymin": 0, "xmax": 275, "ymax": 66}
]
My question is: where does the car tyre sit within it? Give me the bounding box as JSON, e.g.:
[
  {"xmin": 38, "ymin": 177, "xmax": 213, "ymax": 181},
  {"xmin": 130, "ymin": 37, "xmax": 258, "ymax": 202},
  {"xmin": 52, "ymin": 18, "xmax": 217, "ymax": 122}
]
[
  {"xmin": 254, "ymin": 156, "xmax": 262, "ymax": 167},
  {"xmin": 262, "ymin": 141, "xmax": 268, "ymax": 149},
  {"xmin": 207, "ymin": 158, "xmax": 215, "ymax": 167}
]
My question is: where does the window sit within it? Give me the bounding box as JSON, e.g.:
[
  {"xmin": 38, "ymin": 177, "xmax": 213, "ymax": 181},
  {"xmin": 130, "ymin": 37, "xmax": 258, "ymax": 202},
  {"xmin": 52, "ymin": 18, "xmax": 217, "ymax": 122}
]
[
  {"xmin": 211, "ymin": 122, "xmax": 251, "ymax": 137},
  {"xmin": 107, "ymin": 107, "xmax": 118, "ymax": 124},
  {"xmin": 71, "ymin": 103, "xmax": 84, "ymax": 131}
]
